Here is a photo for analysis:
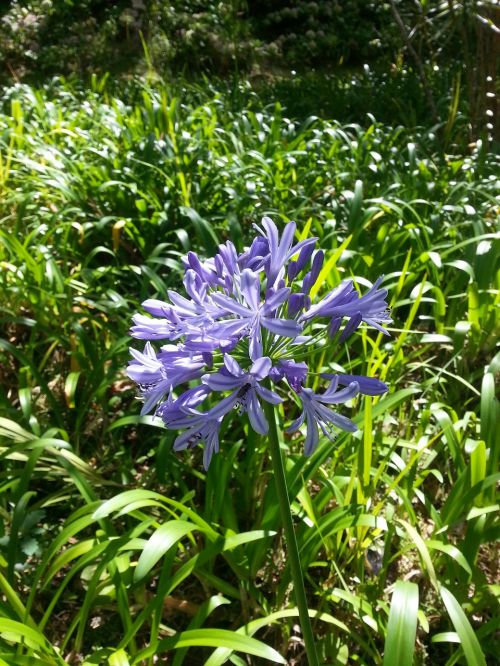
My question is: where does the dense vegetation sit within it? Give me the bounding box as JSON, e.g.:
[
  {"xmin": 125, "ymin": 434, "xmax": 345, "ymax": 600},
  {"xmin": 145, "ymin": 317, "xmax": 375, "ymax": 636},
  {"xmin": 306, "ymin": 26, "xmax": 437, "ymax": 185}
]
[
  {"xmin": 1, "ymin": 1, "xmax": 396, "ymax": 80},
  {"xmin": 0, "ymin": 2, "xmax": 499, "ymax": 665}
]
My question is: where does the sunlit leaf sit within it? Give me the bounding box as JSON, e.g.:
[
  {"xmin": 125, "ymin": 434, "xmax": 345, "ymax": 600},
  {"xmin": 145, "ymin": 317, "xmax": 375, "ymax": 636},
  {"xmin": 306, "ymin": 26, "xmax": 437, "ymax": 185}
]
[{"xmin": 382, "ymin": 581, "xmax": 419, "ymax": 666}]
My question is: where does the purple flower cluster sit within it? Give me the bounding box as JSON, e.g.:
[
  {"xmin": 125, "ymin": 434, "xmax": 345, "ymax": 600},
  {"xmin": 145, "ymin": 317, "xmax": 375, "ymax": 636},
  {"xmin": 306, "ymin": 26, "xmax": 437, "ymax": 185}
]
[{"xmin": 127, "ymin": 217, "xmax": 391, "ymax": 468}]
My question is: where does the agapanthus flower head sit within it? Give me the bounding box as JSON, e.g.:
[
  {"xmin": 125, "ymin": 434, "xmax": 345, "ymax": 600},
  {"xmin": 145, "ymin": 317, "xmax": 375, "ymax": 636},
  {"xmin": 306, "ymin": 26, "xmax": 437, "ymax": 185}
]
[{"xmin": 127, "ymin": 216, "xmax": 390, "ymax": 468}]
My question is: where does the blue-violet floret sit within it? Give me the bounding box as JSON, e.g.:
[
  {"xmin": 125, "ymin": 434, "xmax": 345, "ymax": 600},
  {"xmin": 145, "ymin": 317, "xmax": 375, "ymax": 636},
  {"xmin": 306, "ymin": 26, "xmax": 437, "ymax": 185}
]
[{"xmin": 127, "ymin": 217, "xmax": 391, "ymax": 468}]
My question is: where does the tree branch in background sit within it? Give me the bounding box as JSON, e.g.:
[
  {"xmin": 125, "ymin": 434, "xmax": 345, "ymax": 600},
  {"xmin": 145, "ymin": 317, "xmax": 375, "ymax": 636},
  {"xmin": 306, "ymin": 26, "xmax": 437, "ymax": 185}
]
[{"xmin": 389, "ymin": 0, "xmax": 440, "ymax": 126}]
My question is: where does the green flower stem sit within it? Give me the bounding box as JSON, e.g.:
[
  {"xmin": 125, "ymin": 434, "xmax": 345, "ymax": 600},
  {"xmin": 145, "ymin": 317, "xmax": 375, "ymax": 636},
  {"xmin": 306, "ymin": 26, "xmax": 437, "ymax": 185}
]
[{"xmin": 263, "ymin": 392, "xmax": 320, "ymax": 666}]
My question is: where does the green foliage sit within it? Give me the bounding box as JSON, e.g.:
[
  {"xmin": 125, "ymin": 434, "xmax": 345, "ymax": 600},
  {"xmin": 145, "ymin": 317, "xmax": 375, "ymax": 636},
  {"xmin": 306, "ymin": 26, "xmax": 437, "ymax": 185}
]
[
  {"xmin": 0, "ymin": 76, "xmax": 498, "ymax": 663},
  {"xmin": 1, "ymin": 0, "xmax": 140, "ymax": 80},
  {"xmin": 0, "ymin": 0, "xmax": 257, "ymax": 82},
  {"xmin": 258, "ymin": 65, "xmax": 467, "ymax": 128},
  {"xmin": 249, "ymin": 0, "xmax": 397, "ymax": 67},
  {"xmin": 383, "ymin": 581, "xmax": 419, "ymax": 666}
]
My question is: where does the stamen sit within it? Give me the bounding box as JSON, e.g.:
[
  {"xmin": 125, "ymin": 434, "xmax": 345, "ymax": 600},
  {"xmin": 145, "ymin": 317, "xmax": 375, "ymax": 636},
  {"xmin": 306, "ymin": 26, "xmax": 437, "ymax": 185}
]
[
  {"xmin": 233, "ymin": 385, "xmax": 250, "ymax": 414},
  {"xmin": 187, "ymin": 432, "xmax": 203, "ymax": 447},
  {"xmin": 139, "ymin": 381, "xmax": 157, "ymax": 394}
]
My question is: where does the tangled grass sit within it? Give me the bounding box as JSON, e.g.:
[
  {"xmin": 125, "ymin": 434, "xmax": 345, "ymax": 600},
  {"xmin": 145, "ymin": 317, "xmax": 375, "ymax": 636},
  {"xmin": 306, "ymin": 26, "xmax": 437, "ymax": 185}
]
[{"xmin": 0, "ymin": 77, "xmax": 498, "ymax": 664}]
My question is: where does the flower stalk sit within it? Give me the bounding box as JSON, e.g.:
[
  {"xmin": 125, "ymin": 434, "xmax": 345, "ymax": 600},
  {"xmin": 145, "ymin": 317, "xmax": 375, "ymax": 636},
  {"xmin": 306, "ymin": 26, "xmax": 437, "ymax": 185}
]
[
  {"xmin": 263, "ymin": 388, "xmax": 319, "ymax": 666},
  {"xmin": 126, "ymin": 216, "xmax": 391, "ymax": 661}
]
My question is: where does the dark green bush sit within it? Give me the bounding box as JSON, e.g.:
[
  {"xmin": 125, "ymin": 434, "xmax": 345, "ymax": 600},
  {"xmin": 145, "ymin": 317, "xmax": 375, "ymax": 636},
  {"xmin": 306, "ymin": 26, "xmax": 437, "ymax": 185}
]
[
  {"xmin": 0, "ymin": 0, "xmax": 258, "ymax": 81},
  {"xmin": 248, "ymin": 0, "xmax": 397, "ymax": 68}
]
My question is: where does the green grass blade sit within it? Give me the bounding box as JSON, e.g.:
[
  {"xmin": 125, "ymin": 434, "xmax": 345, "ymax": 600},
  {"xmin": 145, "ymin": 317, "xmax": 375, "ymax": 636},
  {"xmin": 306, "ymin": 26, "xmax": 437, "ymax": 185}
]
[
  {"xmin": 108, "ymin": 649, "xmax": 131, "ymax": 666},
  {"xmin": 397, "ymin": 519, "xmax": 438, "ymax": 590},
  {"xmin": 93, "ymin": 489, "xmax": 166, "ymax": 519},
  {"xmin": 134, "ymin": 520, "xmax": 200, "ymax": 582},
  {"xmin": 0, "ymin": 619, "xmax": 63, "ymax": 664},
  {"xmin": 382, "ymin": 581, "xmax": 419, "ymax": 666},
  {"xmin": 481, "ymin": 372, "xmax": 500, "ymax": 477},
  {"xmin": 172, "ymin": 596, "xmax": 231, "ymax": 666},
  {"xmin": 205, "ymin": 608, "xmax": 350, "ymax": 666},
  {"xmin": 440, "ymin": 586, "xmax": 486, "ymax": 666},
  {"xmin": 135, "ymin": 628, "xmax": 286, "ymax": 664}
]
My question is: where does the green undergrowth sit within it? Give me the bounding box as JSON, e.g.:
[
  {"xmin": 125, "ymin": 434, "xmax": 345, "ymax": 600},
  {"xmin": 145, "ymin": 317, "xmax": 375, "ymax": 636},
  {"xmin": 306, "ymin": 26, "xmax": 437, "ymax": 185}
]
[{"xmin": 0, "ymin": 77, "xmax": 499, "ymax": 664}]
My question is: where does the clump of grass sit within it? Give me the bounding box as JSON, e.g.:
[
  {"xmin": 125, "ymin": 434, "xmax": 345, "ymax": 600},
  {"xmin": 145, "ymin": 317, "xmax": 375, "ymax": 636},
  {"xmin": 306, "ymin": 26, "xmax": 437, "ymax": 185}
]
[{"xmin": 0, "ymin": 77, "xmax": 498, "ymax": 664}]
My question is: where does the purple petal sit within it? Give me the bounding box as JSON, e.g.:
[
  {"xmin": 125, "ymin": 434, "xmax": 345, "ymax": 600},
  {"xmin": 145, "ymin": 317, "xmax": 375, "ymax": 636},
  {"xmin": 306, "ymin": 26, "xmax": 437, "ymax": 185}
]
[
  {"xmin": 300, "ymin": 280, "xmax": 354, "ymax": 322},
  {"xmin": 364, "ymin": 319, "xmax": 391, "ymax": 336},
  {"xmin": 218, "ymin": 241, "xmax": 238, "ymax": 275},
  {"xmin": 250, "ymin": 356, "xmax": 272, "ymax": 380},
  {"xmin": 288, "ymin": 260, "xmax": 299, "ymax": 282},
  {"xmin": 303, "ymin": 250, "xmax": 324, "ymax": 294},
  {"xmin": 315, "ymin": 403, "xmax": 358, "ymax": 432},
  {"xmin": 261, "ymin": 216, "xmax": 280, "ymax": 258},
  {"xmin": 184, "ymin": 269, "xmax": 207, "ymax": 303},
  {"xmin": 328, "ymin": 317, "xmax": 342, "ymax": 338},
  {"xmin": 130, "ymin": 314, "xmax": 174, "ymax": 340},
  {"xmin": 284, "ymin": 236, "xmax": 317, "ymax": 264},
  {"xmin": 208, "ymin": 391, "xmax": 240, "ymax": 418},
  {"xmin": 247, "ymin": 391, "xmax": 268, "ymax": 435},
  {"xmin": 326, "ymin": 374, "xmax": 389, "ymax": 396},
  {"xmin": 320, "ymin": 381, "xmax": 360, "ymax": 404},
  {"xmin": 167, "ymin": 290, "xmax": 197, "ymax": 314},
  {"xmin": 212, "ymin": 293, "xmax": 250, "ymax": 317},
  {"xmin": 304, "ymin": 416, "xmax": 319, "ymax": 455},
  {"xmin": 295, "ymin": 242, "xmax": 315, "ymax": 273},
  {"xmin": 263, "ymin": 287, "xmax": 290, "ymax": 312},
  {"xmin": 202, "ymin": 372, "xmax": 243, "ymax": 390},
  {"xmin": 203, "ymin": 430, "xmax": 219, "ymax": 470},
  {"xmin": 240, "ymin": 235, "xmax": 268, "ymax": 271},
  {"xmin": 271, "ymin": 360, "xmax": 308, "ymax": 391},
  {"xmin": 164, "ymin": 410, "xmax": 204, "ymax": 429},
  {"xmin": 208, "ymin": 319, "xmax": 249, "ymax": 338},
  {"xmin": 176, "ymin": 385, "xmax": 210, "ymax": 408},
  {"xmin": 291, "ymin": 335, "xmax": 314, "ymax": 345},
  {"xmin": 279, "ymin": 221, "xmax": 297, "ymax": 258},
  {"xmin": 187, "ymin": 251, "xmax": 214, "ymax": 284},
  {"xmin": 339, "ymin": 312, "xmax": 363, "ymax": 341},
  {"xmin": 262, "ymin": 219, "xmax": 296, "ymax": 285},
  {"xmin": 286, "ymin": 411, "xmax": 306, "ymax": 433},
  {"xmin": 126, "ymin": 363, "xmax": 162, "ymax": 384},
  {"xmin": 142, "ymin": 299, "xmax": 171, "ymax": 316},
  {"xmin": 323, "ymin": 376, "xmax": 339, "ymax": 394},
  {"xmin": 255, "ymin": 383, "xmax": 283, "ymax": 404},
  {"xmin": 240, "ymin": 269, "xmax": 261, "ymax": 311},
  {"xmin": 288, "ymin": 292, "xmax": 306, "ymax": 318},
  {"xmin": 173, "ymin": 428, "xmax": 196, "ymax": 451},
  {"xmin": 249, "ymin": 334, "xmax": 263, "ymax": 362},
  {"xmin": 130, "ymin": 341, "xmax": 156, "ymax": 360},
  {"xmin": 224, "ymin": 354, "xmax": 244, "ymax": 377},
  {"xmin": 141, "ymin": 382, "xmax": 169, "ymax": 415},
  {"xmin": 261, "ymin": 316, "xmax": 301, "ymax": 337}
]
